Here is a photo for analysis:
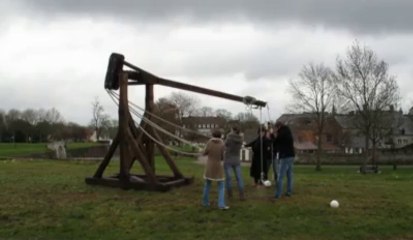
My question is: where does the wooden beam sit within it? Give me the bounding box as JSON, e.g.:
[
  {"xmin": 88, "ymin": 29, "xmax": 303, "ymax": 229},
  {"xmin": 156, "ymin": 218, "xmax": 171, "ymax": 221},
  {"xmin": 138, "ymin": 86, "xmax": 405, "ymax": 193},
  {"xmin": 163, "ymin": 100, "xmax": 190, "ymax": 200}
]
[
  {"xmin": 93, "ymin": 132, "xmax": 119, "ymax": 178},
  {"xmin": 126, "ymin": 129, "xmax": 157, "ymax": 184},
  {"xmin": 152, "ymin": 128, "xmax": 184, "ymax": 178},
  {"xmin": 145, "ymin": 83, "xmax": 155, "ymax": 172},
  {"xmin": 118, "ymin": 72, "xmax": 131, "ymax": 181},
  {"xmin": 127, "ymin": 66, "xmax": 266, "ymax": 107}
]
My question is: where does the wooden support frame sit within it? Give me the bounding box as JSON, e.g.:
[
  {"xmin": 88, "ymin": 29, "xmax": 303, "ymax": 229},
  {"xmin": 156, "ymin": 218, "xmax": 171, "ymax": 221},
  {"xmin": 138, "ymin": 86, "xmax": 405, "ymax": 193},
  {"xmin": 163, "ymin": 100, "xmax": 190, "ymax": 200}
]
[
  {"xmin": 86, "ymin": 72, "xmax": 192, "ymax": 191},
  {"xmin": 86, "ymin": 52, "xmax": 266, "ymax": 192}
]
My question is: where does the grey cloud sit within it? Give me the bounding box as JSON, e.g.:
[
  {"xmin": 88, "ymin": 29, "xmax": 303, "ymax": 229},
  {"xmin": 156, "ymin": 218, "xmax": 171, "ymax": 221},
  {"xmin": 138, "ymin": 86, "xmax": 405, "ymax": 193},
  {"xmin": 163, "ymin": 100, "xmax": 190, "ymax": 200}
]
[
  {"xmin": 180, "ymin": 51, "xmax": 298, "ymax": 80},
  {"xmin": 12, "ymin": 0, "xmax": 413, "ymax": 34},
  {"xmin": 168, "ymin": 45, "xmax": 321, "ymax": 81}
]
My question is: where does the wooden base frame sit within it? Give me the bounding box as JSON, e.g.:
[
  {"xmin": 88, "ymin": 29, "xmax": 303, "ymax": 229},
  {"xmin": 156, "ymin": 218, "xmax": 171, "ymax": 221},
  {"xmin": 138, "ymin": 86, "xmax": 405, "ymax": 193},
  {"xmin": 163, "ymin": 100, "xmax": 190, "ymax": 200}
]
[{"xmin": 85, "ymin": 175, "xmax": 193, "ymax": 192}]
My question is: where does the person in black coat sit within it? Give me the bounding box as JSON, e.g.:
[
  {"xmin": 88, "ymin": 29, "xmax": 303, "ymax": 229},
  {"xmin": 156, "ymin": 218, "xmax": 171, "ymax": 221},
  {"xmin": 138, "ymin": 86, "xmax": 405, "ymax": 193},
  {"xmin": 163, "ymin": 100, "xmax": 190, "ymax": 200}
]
[
  {"xmin": 245, "ymin": 126, "xmax": 272, "ymax": 186},
  {"xmin": 273, "ymin": 121, "xmax": 295, "ymax": 198}
]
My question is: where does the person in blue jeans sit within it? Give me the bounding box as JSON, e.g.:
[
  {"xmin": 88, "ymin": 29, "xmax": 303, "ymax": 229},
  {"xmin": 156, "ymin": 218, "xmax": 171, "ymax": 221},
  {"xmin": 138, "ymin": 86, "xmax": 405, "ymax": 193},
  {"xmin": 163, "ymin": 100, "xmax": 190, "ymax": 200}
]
[
  {"xmin": 224, "ymin": 126, "xmax": 245, "ymax": 200},
  {"xmin": 202, "ymin": 129, "xmax": 229, "ymax": 210},
  {"xmin": 273, "ymin": 121, "xmax": 295, "ymax": 199}
]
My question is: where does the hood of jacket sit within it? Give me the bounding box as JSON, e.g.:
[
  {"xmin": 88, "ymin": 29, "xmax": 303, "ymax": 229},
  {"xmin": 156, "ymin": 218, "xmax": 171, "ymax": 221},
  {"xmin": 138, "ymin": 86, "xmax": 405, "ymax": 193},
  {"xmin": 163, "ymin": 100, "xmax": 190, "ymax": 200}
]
[
  {"xmin": 209, "ymin": 137, "xmax": 223, "ymax": 144},
  {"xmin": 227, "ymin": 132, "xmax": 242, "ymax": 143}
]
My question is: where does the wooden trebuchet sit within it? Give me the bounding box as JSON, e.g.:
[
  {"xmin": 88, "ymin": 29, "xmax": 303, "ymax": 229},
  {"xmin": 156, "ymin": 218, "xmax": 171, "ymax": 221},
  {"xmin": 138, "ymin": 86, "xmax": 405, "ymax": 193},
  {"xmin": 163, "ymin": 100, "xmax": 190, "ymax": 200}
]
[{"xmin": 85, "ymin": 53, "xmax": 266, "ymax": 192}]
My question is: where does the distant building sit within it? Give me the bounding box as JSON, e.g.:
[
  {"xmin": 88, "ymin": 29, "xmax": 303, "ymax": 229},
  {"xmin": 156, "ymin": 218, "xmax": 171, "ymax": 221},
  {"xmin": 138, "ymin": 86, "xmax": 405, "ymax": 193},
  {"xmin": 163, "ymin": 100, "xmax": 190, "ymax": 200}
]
[
  {"xmin": 334, "ymin": 114, "xmax": 366, "ymax": 154},
  {"xmin": 181, "ymin": 116, "xmax": 226, "ymax": 141},
  {"xmin": 276, "ymin": 109, "xmax": 413, "ymax": 155},
  {"xmin": 389, "ymin": 114, "xmax": 413, "ymax": 149},
  {"xmin": 276, "ymin": 113, "xmax": 341, "ymax": 153}
]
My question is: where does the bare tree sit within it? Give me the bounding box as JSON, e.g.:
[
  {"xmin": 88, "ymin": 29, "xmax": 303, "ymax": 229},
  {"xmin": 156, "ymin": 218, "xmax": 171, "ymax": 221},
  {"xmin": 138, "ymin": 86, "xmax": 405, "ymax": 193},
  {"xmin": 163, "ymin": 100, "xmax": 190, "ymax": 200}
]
[
  {"xmin": 198, "ymin": 106, "xmax": 214, "ymax": 117},
  {"xmin": 215, "ymin": 108, "xmax": 232, "ymax": 120},
  {"xmin": 44, "ymin": 108, "xmax": 64, "ymax": 124},
  {"xmin": 21, "ymin": 109, "xmax": 40, "ymax": 125},
  {"xmin": 168, "ymin": 92, "xmax": 200, "ymax": 120},
  {"xmin": 6, "ymin": 109, "xmax": 21, "ymax": 121},
  {"xmin": 334, "ymin": 41, "xmax": 400, "ymax": 170},
  {"xmin": 167, "ymin": 92, "xmax": 200, "ymax": 139},
  {"xmin": 154, "ymin": 97, "xmax": 179, "ymax": 141},
  {"xmin": 235, "ymin": 112, "xmax": 260, "ymax": 131},
  {"xmin": 409, "ymin": 106, "xmax": 413, "ymax": 115},
  {"xmin": 90, "ymin": 97, "xmax": 110, "ymax": 141},
  {"xmin": 289, "ymin": 63, "xmax": 335, "ymax": 170}
]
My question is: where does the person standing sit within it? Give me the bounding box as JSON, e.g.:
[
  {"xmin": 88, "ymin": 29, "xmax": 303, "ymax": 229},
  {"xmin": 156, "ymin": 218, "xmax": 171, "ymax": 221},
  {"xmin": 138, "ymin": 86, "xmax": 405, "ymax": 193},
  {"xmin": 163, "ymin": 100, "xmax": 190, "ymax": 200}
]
[
  {"xmin": 245, "ymin": 126, "xmax": 272, "ymax": 187},
  {"xmin": 273, "ymin": 121, "xmax": 295, "ymax": 199},
  {"xmin": 202, "ymin": 129, "xmax": 229, "ymax": 210},
  {"xmin": 224, "ymin": 126, "xmax": 245, "ymax": 200}
]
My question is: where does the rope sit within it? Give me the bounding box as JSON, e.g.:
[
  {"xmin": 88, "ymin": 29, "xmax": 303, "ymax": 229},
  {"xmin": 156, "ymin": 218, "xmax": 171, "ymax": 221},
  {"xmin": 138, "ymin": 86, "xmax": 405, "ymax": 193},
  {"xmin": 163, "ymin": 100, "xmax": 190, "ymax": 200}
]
[
  {"xmin": 138, "ymin": 125, "xmax": 201, "ymax": 157},
  {"xmin": 106, "ymin": 90, "xmax": 203, "ymax": 156},
  {"xmin": 259, "ymin": 107, "xmax": 264, "ymax": 183},
  {"xmin": 266, "ymin": 103, "xmax": 275, "ymax": 182},
  {"xmin": 108, "ymin": 90, "xmax": 210, "ymax": 139},
  {"xmin": 262, "ymin": 103, "xmax": 278, "ymax": 183},
  {"xmin": 107, "ymin": 90, "xmax": 199, "ymax": 147},
  {"xmin": 105, "ymin": 90, "xmax": 269, "ymax": 160},
  {"xmin": 266, "ymin": 104, "xmax": 271, "ymax": 124}
]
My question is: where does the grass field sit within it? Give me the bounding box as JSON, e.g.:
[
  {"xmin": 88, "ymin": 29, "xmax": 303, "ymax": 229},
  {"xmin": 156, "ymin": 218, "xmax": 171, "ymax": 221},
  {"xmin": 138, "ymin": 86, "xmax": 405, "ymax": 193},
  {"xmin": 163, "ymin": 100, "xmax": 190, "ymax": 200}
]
[
  {"xmin": 0, "ymin": 157, "xmax": 412, "ymax": 240},
  {"xmin": 0, "ymin": 142, "xmax": 101, "ymax": 158}
]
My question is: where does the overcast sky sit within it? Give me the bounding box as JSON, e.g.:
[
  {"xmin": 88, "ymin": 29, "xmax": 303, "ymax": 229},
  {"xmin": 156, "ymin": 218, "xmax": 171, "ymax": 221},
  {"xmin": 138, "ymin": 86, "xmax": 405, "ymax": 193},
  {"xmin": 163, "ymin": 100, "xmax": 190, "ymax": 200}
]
[{"xmin": 1, "ymin": 0, "xmax": 412, "ymax": 125}]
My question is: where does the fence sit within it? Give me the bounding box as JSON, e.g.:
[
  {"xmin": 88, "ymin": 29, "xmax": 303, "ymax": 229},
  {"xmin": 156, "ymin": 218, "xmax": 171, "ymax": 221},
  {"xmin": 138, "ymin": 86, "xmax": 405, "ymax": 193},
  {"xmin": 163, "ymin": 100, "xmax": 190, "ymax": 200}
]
[{"xmin": 296, "ymin": 152, "xmax": 413, "ymax": 165}]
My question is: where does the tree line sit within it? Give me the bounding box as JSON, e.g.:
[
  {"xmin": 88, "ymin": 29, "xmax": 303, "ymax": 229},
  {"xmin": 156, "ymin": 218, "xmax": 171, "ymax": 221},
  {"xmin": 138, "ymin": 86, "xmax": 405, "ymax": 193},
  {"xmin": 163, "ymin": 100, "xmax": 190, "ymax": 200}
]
[
  {"xmin": 0, "ymin": 93, "xmax": 260, "ymax": 143},
  {"xmin": 0, "ymin": 108, "xmax": 85, "ymax": 142}
]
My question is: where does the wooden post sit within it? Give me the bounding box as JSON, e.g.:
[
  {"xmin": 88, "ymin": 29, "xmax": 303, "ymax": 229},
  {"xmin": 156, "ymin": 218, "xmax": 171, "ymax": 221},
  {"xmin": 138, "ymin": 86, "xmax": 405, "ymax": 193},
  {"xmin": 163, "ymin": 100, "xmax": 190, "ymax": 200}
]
[
  {"xmin": 145, "ymin": 83, "xmax": 155, "ymax": 172},
  {"xmin": 152, "ymin": 128, "xmax": 184, "ymax": 178},
  {"xmin": 93, "ymin": 132, "xmax": 119, "ymax": 178},
  {"xmin": 119, "ymin": 72, "xmax": 131, "ymax": 181}
]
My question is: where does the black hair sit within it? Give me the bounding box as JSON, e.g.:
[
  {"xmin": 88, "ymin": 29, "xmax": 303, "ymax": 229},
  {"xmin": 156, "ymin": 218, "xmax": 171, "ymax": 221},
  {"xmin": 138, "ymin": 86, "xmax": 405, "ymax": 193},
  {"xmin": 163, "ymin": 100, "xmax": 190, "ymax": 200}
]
[
  {"xmin": 212, "ymin": 129, "xmax": 222, "ymax": 138},
  {"xmin": 257, "ymin": 125, "xmax": 266, "ymax": 134},
  {"xmin": 232, "ymin": 126, "xmax": 240, "ymax": 134},
  {"xmin": 274, "ymin": 121, "xmax": 284, "ymax": 128}
]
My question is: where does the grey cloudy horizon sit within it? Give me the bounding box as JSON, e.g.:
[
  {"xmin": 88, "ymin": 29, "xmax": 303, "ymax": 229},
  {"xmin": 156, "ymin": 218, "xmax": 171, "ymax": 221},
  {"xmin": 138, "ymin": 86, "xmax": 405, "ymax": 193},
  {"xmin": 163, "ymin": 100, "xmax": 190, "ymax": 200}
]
[{"xmin": 1, "ymin": 0, "xmax": 412, "ymax": 125}]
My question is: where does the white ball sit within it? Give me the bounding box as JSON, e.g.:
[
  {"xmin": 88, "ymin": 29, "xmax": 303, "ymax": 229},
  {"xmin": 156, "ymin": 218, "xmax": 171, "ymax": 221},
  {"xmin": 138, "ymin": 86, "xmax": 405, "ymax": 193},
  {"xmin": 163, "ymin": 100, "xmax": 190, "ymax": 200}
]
[
  {"xmin": 330, "ymin": 200, "xmax": 339, "ymax": 208},
  {"xmin": 263, "ymin": 180, "xmax": 272, "ymax": 187}
]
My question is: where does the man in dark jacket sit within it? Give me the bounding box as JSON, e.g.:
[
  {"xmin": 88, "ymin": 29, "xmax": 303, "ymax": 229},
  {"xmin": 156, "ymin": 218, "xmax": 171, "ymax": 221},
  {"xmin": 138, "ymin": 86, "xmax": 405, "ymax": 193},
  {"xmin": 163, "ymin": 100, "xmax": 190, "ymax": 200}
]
[{"xmin": 273, "ymin": 121, "xmax": 295, "ymax": 199}]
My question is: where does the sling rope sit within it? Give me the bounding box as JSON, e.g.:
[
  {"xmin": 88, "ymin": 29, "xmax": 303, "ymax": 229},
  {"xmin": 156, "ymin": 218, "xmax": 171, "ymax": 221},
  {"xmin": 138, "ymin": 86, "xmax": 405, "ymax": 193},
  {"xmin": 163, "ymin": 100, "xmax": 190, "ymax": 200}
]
[
  {"xmin": 106, "ymin": 91, "xmax": 202, "ymax": 156},
  {"xmin": 108, "ymin": 90, "xmax": 210, "ymax": 139},
  {"xmin": 106, "ymin": 90, "xmax": 269, "ymax": 160},
  {"xmin": 138, "ymin": 125, "xmax": 201, "ymax": 157},
  {"xmin": 266, "ymin": 103, "xmax": 275, "ymax": 182},
  {"xmin": 107, "ymin": 90, "xmax": 200, "ymax": 148},
  {"xmin": 107, "ymin": 90, "xmax": 200, "ymax": 147},
  {"xmin": 244, "ymin": 100, "xmax": 266, "ymax": 184},
  {"xmin": 108, "ymin": 91, "xmax": 202, "ymax": 156},
  {"xmin": 259, "ymin": 107, "xmax": 265, "ymax": 183}
]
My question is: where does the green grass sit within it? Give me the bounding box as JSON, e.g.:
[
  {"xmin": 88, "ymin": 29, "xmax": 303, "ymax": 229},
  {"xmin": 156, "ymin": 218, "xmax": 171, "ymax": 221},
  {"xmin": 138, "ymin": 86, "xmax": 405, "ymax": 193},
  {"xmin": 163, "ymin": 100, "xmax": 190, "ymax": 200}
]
[
  {"xmin": 0, "ymin": 158, "xmax": 412, "ymax": 240},
  {"xmin": 0, "ymin": 143, "xmax": 49, "ymax": 157},
  {"xmin": 0, "ymin": 143, "xmax": 101, "ymax": 158}
]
